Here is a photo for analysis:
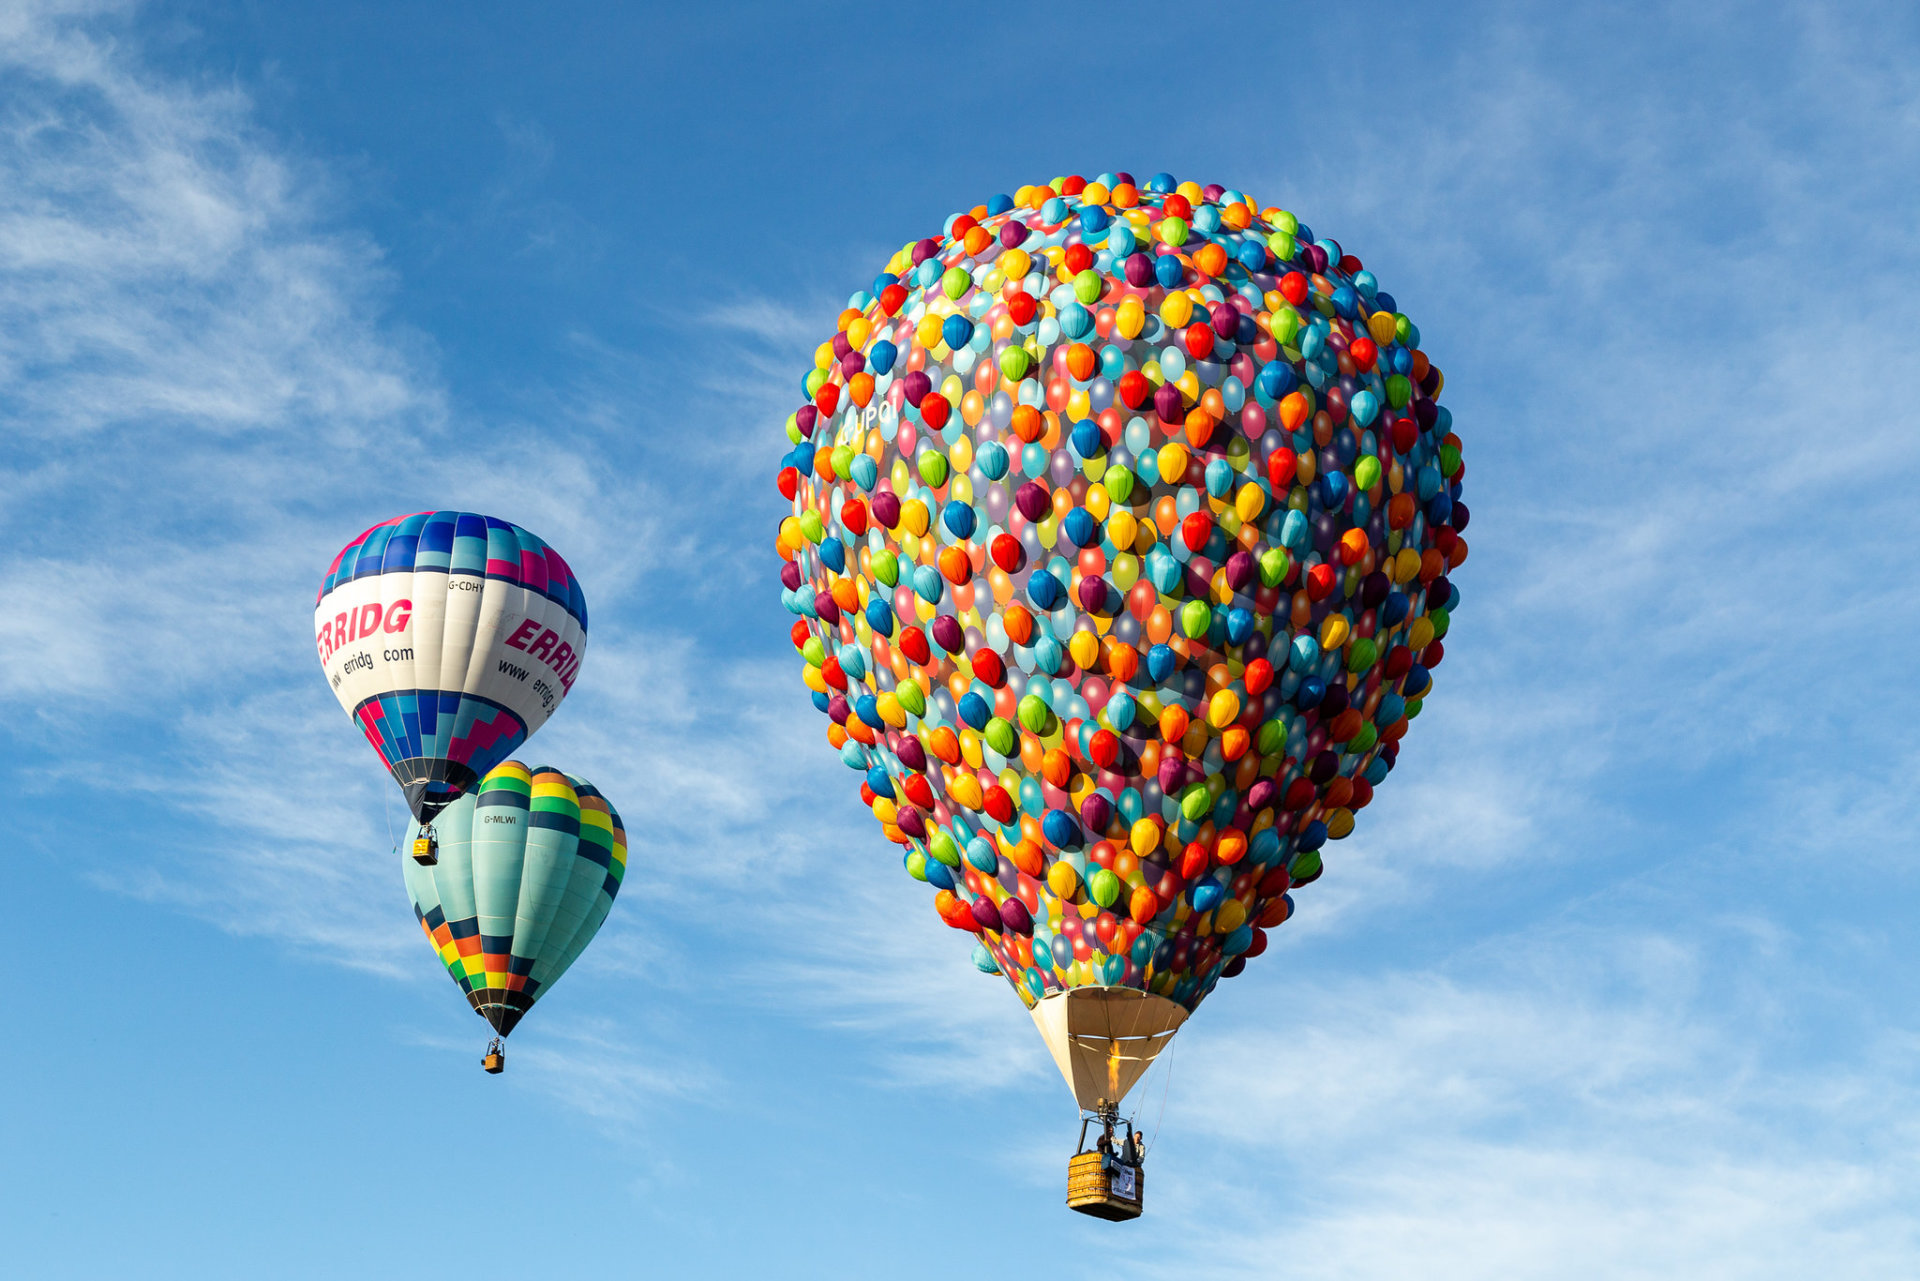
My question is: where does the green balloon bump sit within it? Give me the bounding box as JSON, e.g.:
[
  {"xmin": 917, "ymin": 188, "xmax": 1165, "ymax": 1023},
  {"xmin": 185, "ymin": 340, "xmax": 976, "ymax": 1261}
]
[
  {"xmin": 895, "ymin": 680, "xmax": 926, "ymax": 717},
  {"xmin": 929, "ymin": 831, "xmax": 962, "ymax": 867},
  {"xmin": 918, "ymin": 450, "xmax": 949, "ymax": 487}
]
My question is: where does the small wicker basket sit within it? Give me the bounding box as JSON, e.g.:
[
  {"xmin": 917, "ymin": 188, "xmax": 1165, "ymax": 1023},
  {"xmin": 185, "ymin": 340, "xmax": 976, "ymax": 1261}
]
[{"xmin": 1066, "ymin": 1151, "xmax": 1143, "ymax": 1221}]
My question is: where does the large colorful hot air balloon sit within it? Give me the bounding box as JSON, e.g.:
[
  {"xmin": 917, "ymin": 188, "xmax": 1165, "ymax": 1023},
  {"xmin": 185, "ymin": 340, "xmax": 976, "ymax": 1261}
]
[
  {"xmin": 774, "ymin": 173, "xmax": 1467, "ymax": 1217},
  {"xmin": 401, "ymin": 761, "xmax": 627, "ymax": 1072},
  {"xmin": 315, "ymin": 512, "xmax": 588, "ymax": 825}
]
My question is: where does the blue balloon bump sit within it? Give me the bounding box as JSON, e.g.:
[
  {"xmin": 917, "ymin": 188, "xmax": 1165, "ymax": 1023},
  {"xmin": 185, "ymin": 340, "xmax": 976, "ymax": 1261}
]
[
  {"xmin": 1146, "ymin": 644, "xmax": 1177, "ymax": 684},
  {"xmin": 1041, "ymin": 808, "xmax": 1083, "ymax": 849},
  {"xmin": 1062, "ymin": 507, "xmax": 1098, "ymax": 548},
  {"xmin": 942, "ymin": 314, "xmax": 973, "ymax": 351}
]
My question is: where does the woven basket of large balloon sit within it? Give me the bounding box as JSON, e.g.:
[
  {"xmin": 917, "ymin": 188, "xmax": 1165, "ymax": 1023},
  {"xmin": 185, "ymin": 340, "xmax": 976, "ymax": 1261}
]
[{"xmin": 1066, "ymin": 1152, "xmax": 1142, "ymax": 1221}]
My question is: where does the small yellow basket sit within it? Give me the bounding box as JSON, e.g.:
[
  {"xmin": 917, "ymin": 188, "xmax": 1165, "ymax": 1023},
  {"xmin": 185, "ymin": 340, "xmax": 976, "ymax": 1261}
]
[{"xmin": 1066, "ymin": 1150, "xmax": 1143, "ymax": 1221}]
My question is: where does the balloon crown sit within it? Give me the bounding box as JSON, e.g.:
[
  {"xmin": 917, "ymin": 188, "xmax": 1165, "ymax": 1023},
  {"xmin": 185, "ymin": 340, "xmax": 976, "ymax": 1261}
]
[{"xmin": 776, "ymin": 171, "xmax": 1466, "ymax": 1018}]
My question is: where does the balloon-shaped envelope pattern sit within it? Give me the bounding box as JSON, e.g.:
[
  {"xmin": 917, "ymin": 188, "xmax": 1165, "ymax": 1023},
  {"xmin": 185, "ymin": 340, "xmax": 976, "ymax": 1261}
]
[
  {"xmin": 402, "ymin": 762, "xmax": 626, "ymax": 1037},
  {"xmin": 774, "ymin": 173, "xmax": 1467, "ymax": 1104},
  {"xmin": 315, "ymin": 512, "xmax": 588, "ymax": 822}
]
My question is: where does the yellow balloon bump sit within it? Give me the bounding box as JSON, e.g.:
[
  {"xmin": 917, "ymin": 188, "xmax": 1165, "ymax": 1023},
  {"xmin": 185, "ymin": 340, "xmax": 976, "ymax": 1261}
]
[
  {"xmin": 1129, "ymin": 818, "xmax": 1161, "ymax": 859},
  {"xmin": 1047, "ymin": 861, "xmax": 1080, "ymax": 901},
  {"xmin": 1001, "ymin": 248, "xmax": 1032, "ymax": 281},
  {"xmin": 1393, "ymin": 547, "xmax": 1422, "ymax": 582},
  {"xmin": 1368, "ymin": 311, "xmax": 1398, "ymax": 347},
  {"xmin": 900, "ymin": 500, "xmax": 930, "ymax": 537},
  {"xmin": 1408, "ymin": 616, "xmax": 1435, "ymax": 650},
  {"xmin": 947, "ymin": 773, "xmax": 983, "ymax": 810},
  {"xmin": 871, "ymin": 797, "xmax": 897, "ymax": 825},
  {"xmin": 1319, "ymin": 614, "xmax": 1350, "ymax": 651},
  {"xmin": 1235, "ymin": 483, "xmax": 1265, "ymax": 522},
  {"xmin": 1159, "ymin": 290, "xmax": 1193, "ymax": 328},
  {"xmin": 1068, "ymin": 630, "xmax": 1100, "ymax": 670},
  {"xmin": 877, "ymin": 692, "xmax": 907, "ymax": 728},
  {"xmin": 1215, "ymin": 898, "xmax": 1248, "ymax": 933},
  {"xmin": 1084, "ymin": 484, "xmax": 1110, "ymax": 520},
  {"xmin": 1106, "ymin": 510, "xmax": 1138, "ymax": 552},
  {"xmin": 1115, "ymin": 296, "xmax": 1146, "ymax": 339},
  {"xmin": 916, "ymin": 315, "xmax": 946, "ymax": 351},
  {"xmin": 1158, "ymin": 442, "xmax": 1189, "ymax": 484},
  {"xmin": 1207, "ymin": 689, "xmax": 1241, "ymax": 730},
  {"xmin": 1326, "ymin": 808, "xmax": 1355, "ymax": 839},
  {"xmin": 847, "ymin": 317, "xmax": 871, "ymax": 350}
]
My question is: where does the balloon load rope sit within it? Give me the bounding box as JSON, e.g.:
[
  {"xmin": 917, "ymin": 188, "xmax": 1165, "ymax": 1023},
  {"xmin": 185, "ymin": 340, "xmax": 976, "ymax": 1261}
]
[{"xmin": 1140, "ymin": 1034, "xmax": 1175, "ymax": 1160}]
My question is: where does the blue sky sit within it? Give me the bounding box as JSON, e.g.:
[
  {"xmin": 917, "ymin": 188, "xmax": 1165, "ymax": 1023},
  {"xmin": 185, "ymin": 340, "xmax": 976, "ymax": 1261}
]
[{"xmin": 3, "ymin": 1, "xmax": 1918, "ymax": 1276}]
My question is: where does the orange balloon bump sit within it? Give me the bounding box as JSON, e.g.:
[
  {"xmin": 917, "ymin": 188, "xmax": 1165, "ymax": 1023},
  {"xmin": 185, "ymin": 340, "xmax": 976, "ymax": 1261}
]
[
  {"xmin": 1129, "ymin": 886, "xmax": 1159, "ymax": 926},
  {"xmin": 1215, "ymin": 829, "xmax": 1248, "ymax": 865},
  {"xmin": 938, "ymin": 544, "xmax": 972, "ymax": 585},
  {"xmin": 1221, "ymin": 724, "xmax": 1251, "ymax": 762},
  {"xmin": 1011, "ymin": 403, "xmax": 1044, "ymax": 442},
  {"xmin": 927, "ymin": 725, "xmax": 961, "ymax": 764},
  {"xmin": 1103, "ymin": 637, "xmax": 1139, "ymax": 683},
  {"xmin": 1012, "ymin": 839, "xmax": 1045, "ymax": 878},
  {"xmin": 1159, "ymin": 705, "xmax": 1190, "ymax": 743},
  {"xmin": 1003, "ymin": 603, "xmax": 1034, "ymax": 646},
  {"xmin": 1041, "ymin": 748, "xmax": 1073, "ymax": 789},
  {"xmin": 1065, "ymin": 343, "xmax": 1097, "ymax": 381},
  {"xmin": 1278, "ymin": 391, "xmax": 1310, "ymax": 431}
]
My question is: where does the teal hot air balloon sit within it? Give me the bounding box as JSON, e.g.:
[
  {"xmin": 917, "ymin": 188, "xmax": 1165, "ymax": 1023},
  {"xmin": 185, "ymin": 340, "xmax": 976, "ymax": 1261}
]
[{"xmin": 401, "ymin": 760, "xmax": 626, "ymax": 1072}]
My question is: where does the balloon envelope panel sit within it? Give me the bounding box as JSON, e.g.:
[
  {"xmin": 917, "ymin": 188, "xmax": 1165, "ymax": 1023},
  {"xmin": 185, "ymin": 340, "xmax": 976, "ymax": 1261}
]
[
  {"xmin": 402, "ymin": 761, "xmax": 626, "ymax": 1036},
  {"xmin": 775, "ymin": 173, "xmax": 1466, "ymax": 1023},
  {"xmin": 315, "ymin": 511, "xmax": 588, "ymax": 822}
]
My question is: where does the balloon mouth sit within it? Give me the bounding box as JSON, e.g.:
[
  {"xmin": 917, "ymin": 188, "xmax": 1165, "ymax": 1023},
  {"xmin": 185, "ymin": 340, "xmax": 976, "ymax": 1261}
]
[
  {"xmin": 468, "ymin": 989, "xmax": 532, "ymax": 1037},
  {"xmin": 396, "ymin": 761, "xmax": 481, "ymax": 824}
]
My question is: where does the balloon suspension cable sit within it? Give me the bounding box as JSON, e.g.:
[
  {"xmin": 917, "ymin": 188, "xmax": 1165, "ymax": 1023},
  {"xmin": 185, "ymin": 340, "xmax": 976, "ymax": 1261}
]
[
  {"xmin": 383, "ymin": 784, "xmax": 397, "ymax": 857},
  {"xmin": 1141, "ymin": 1033, "xmax": 1175, "ymax": 1160}
]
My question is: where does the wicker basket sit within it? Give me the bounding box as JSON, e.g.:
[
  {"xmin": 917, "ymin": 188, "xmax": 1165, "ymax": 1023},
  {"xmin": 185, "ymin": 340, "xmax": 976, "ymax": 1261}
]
[
  {"xmin": 411, "ymin": 835, "xmax": 438, "ymax": 866},
  {"xmin": 481, "ymin": 1051, "xmax": 504, "ymax": 1074},
  {"xmin": 1066, "ymin": 1151, "xmax": 1143, "ymax": 1221}
]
